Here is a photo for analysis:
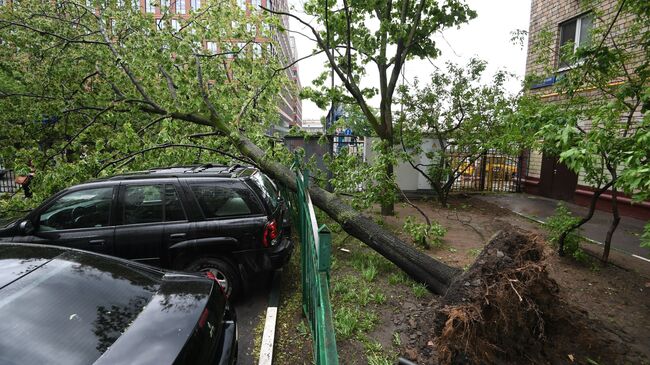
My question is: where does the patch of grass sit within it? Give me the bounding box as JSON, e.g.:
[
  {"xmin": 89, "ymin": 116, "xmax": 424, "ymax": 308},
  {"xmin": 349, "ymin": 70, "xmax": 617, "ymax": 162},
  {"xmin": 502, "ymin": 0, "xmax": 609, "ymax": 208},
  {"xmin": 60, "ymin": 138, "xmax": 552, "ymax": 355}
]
[
  {"xmin": 362, "ymin": 264, "xmax": 378, "ymax": 282},
  {"xmin": 370, "ymin": 292, "xmax": 386, "ymax": 305},
  {"xmin": 412, "ymin": 282, "xmax": 428, "ymax": 299},
  {"xmin": 364, "ymin": 340, "xmax": 393, "ymax": 365},
  {"xmin": 467, "ymin": 247, "xmax": 482, "ymax": 257},
  {"xmin": 358, "ymin": 287, "xmax": 372, "ymax": 306},
  {"xmin": 392, "ymin": 332, "xmax": 402, "ymax": 347},
  {"xmin": 388, "ymin": 272, "xmax": 409, "ymax": 285},
  {"xmin": 334, "ymin": 306, "xmax": 379, "ymax": 339},
  {"xmin": 296, "ymin": 320, "xmax": 309, "ymax": 338}
]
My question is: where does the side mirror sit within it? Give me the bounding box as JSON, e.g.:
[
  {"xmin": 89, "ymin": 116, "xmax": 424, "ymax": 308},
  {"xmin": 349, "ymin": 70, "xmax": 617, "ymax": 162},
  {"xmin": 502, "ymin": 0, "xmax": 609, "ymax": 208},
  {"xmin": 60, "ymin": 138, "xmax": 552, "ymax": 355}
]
[{"xmin": 18, "ymin": 220, "xmax": 34, "ymax": 235}]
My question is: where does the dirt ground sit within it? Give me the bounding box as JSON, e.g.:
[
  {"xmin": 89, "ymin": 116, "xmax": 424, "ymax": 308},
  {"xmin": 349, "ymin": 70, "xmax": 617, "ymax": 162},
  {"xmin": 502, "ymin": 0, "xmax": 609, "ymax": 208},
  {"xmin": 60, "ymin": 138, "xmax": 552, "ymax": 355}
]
[{"xmin": 274, "ymin": 194, "xmax": 650, "ymax": 364}]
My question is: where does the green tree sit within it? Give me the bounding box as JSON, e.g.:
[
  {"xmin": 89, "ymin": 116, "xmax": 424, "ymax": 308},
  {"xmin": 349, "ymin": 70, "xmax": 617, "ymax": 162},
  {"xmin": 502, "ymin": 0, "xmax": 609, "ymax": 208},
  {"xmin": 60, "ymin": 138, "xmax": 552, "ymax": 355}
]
[
  {"xmin": 268, "ymin": 0, "xmax": 476, "ymax": 215},
  {"xmin": 399, "ymin": 59, "xmax": 519, "ymax": 205},
  {"xmin": 521, "ymin": 0, "xmax": 649, "ymax": 263},
  {"xmin": 0, "ymin": 0, "xmax": 459, "ymax": 292}
]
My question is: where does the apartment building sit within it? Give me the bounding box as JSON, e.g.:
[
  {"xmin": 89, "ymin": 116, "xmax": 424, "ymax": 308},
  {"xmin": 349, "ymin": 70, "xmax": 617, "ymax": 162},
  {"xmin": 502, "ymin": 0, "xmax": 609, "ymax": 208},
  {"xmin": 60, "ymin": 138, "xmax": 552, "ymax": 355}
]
[
  {"xmin": 522, "ymin": 0, "xmax": 648, "ymax": 219},
  {"xmin": 143, "ymin": 0, "xmax": 302, "ymax": 130}
]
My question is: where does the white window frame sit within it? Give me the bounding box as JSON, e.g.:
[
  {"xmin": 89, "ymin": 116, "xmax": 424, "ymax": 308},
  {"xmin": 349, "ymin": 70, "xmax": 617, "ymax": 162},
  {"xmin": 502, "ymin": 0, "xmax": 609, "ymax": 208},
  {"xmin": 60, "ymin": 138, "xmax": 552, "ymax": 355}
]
[
  {"xmin": 190, "ymin": 0, "xmax": 200, "ymax": 10},
  {"xmin": 171, "ymin": 19, "xmax": 181, "ymax": 31},
  {"xmin": 175, "ymin": 0, "xmax": 186, "ymax": 14},
  {"xmin": 206, "ymin": 41, "xmax": 218, "ymax": 54},
  {"xmin": 252, "ymin": 43, "xmax": 262, "ymax": 58},
  {"xmin": 237, "ymin": 0, "xmax": 246, "ymax": 10},
  {"xmin": 558, "ymin": 13, "xmax": 592, "ymax": 71},
  {"xmin": 251, "ymin": 0, "xmax": 261, "ymax": 9}
]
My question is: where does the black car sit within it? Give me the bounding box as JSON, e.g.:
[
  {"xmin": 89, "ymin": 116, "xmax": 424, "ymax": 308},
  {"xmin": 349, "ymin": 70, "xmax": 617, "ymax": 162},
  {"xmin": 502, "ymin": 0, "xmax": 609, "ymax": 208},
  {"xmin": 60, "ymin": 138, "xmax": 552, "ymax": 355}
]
[
  {"xmin": 0, "ymin": 164, "xmax": 292, "ymax": 299},
  {"xmin": 0, "ymin": 242, "xmax": 237, "ymax": 365}
]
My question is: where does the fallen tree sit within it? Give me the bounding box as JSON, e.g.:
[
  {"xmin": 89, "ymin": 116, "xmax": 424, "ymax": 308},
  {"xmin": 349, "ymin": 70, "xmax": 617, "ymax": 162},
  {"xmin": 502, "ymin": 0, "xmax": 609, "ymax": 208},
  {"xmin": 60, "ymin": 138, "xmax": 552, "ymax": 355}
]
[{"xmin": 0, "ymin": 0, "xmax": 460, "ymax": 293}]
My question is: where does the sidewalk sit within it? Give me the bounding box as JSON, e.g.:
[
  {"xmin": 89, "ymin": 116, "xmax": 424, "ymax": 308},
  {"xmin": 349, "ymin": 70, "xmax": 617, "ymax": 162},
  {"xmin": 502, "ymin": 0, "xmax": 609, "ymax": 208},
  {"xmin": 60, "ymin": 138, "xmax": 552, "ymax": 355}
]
[{"xmin": 477, "ymin": 193, "xmax": 649, "ymax": 260}]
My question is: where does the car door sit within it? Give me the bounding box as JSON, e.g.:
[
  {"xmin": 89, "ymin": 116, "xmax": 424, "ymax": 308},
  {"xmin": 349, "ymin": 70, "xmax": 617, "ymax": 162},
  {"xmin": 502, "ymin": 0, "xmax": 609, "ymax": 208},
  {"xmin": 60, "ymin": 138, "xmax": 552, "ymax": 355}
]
[
  {"xmin": 184, "ymin": 180, "xmax": 266, "ymax": 253},
  {"xmin": 26, "ymin": 186, "xmax": 116, "ymax": 254},
  {"xmin": 113, "ymin": 183, "xmax": 166, "ymax": 265}
]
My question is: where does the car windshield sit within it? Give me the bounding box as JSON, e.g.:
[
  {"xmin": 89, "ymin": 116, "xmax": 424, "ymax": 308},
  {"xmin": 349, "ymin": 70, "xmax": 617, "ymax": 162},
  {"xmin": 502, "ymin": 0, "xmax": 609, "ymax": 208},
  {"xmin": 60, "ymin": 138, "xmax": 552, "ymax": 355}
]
[
  {"xmin": 0, "ymin": 252, "xmax": 161, "ymax": 365},
  {"xmin": 250, "ymin": 172, "xmax": 280, "ymax": 211}
]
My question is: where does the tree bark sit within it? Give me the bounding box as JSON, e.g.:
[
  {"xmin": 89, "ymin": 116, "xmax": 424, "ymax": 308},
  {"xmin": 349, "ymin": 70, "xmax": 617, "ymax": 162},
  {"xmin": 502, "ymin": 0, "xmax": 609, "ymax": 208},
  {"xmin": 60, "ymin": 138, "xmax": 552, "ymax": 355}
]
[
  {"xmin": 235, "ymin": 135, "xmax": 460, "ymax": 294},
  {"xmin": 602, "ymin": 186, "xmax": 620, "ymax": 265},
  {"xmin": 381, "ymin": 161, "xmax": 395, "ymax": 216},
  {"xmin": 557, "ymin": 180, "xmax": 613, "ymax": 256}
]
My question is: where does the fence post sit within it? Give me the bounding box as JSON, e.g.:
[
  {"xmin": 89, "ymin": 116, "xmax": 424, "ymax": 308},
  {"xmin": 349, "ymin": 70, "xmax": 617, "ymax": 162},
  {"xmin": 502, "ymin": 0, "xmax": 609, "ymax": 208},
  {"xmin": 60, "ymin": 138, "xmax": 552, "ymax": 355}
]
[
  {"xmin": 318, "ymin": 225, "xmax": 332, "ymax": 276},
  {"xmin": 478, "ymin": 152, "xmax": 487, "ymax": 191}
]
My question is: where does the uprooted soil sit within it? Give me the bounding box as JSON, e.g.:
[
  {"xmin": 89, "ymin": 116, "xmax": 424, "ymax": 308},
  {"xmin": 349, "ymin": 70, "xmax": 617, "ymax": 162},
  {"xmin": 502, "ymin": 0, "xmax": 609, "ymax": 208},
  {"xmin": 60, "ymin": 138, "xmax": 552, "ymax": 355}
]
[{"xmin": 406, "ymin": 229, "xmax": 647, "ymax": 365}]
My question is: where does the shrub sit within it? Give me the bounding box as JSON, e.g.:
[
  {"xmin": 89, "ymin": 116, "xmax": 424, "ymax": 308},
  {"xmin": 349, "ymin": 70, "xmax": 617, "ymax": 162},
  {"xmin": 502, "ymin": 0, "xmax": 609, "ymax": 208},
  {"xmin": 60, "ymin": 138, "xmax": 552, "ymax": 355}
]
[
  {"xmin": 545, "ymin": 203, "xmax": 586, "ymax": 262},
  {"xmin": 403, "ymin": 216, "xmax": 446, "ymax": 249}
]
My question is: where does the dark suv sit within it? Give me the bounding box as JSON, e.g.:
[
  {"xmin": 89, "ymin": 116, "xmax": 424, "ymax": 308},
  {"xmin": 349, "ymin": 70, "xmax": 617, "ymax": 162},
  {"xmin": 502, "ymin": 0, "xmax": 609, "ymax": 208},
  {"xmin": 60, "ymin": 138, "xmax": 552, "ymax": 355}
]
[{"xmin": 0, "ymin": 164, "xmax": 292, "ymax": 299}]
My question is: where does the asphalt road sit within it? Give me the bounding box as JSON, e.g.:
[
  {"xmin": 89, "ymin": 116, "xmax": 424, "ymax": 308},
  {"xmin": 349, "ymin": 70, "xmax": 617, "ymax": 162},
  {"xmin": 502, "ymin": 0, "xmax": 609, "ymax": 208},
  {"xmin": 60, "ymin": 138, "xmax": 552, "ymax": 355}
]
[{"xmin": 234, "ymin": 273, "xmax": 274, "ymax": 364}]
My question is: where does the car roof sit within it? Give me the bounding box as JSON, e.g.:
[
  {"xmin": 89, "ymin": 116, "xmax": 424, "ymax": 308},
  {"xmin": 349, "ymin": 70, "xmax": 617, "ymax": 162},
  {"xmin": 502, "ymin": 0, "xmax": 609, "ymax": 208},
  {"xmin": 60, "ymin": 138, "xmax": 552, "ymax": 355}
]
[{"xmin": 98, "ymin": 164, "xmax": 259, "ymax": 182}]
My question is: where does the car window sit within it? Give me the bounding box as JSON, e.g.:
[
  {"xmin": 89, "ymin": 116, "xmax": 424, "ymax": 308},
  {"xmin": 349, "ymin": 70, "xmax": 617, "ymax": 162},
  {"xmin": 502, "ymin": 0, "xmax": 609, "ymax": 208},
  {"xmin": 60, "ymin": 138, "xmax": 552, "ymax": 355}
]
[
  {"xmin": 250, "ymin": 172, "xmax": 279, "ymax": 210},
  {"xmin": 164, "ymin": 184, "xmax": 186, "ymax": 221},
  {"xmin": 190, "ymin": 183, "xmax": 262, "ymax": 218},
  {"xmin": 124, "ymin": 185, "xmax": 163, "ymax": 225},
  {"xmin": 38, "ymin": 187, "xmax": 113, "ymax": 231}
]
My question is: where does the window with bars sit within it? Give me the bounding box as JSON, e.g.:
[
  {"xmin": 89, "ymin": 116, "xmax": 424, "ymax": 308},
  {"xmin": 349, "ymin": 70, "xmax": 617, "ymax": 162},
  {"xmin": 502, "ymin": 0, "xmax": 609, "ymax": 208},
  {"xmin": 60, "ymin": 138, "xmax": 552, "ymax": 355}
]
[
  {"xmin": 558, "ymin": 13, "xmax": 593, "ymax": 70},
  {"xmin": 145, "ymin": 0, "xmax": 155, "ymax": 12},
  {"xmin": 175, "ymin": 0, "xmax": 186, "ymax": 13}
]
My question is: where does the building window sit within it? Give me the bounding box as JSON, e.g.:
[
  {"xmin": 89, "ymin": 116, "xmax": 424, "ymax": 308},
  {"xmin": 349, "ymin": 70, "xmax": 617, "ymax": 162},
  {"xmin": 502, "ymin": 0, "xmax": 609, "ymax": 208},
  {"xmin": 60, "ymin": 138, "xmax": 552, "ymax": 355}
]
[
  {"xmin": 251, "ymin": 0, "xmax": 261, "ymax": 9},
  {"xmin": 190, "ymin": 0, "xmax": 200, "ymax": 10},
  {"xmin": 206, "ymin": 41, "xmax": 218, "ymax": 54},
  {"xmin": 175, "ymin": 0, "xmax": 186, "ymax": 14},
  {"xmin": 237, "ymin": 0, "xmax": 246, "ymax": 9},
  {"xmin": 145, "ymin": 0, "xmax": 155, "ymax": 12},
  {"xmin": 558, "ymin": 13, "xmax": 592, "ymax": 70},
  {"xmin": 252, "ymin": 43, "xmax": 262, "ymax": 58},
  {"xmin": 171, "ymin": 19, "xmax": 181, "ymax": 31},
  {"xmin": 161, "ymin": 0, "xmax": 170, "ymax": 9},
  {"xmin": 157, "ymin": 18, "xmax": 165, "ymax": 30}
]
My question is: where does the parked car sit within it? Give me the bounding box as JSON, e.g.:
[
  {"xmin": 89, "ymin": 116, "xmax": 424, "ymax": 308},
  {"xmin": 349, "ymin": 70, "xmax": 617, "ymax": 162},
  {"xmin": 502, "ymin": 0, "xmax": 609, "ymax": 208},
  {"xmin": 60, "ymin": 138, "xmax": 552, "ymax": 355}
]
[
  {"xmin": 0, "ymin": 164, "xmax": 293, "ymax": 299},
  {"xmin": 0, "ymin": 242, "xmax": 237, "ymax": 365}
]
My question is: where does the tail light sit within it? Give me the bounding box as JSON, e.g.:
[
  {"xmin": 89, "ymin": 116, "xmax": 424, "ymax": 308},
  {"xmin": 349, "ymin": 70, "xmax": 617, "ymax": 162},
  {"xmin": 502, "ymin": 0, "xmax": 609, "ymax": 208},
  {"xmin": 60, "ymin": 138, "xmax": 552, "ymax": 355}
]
[
  {"xmin": 198, "ymin": 308, "xmax": 210, "ymax": 328},
  {"xmin": 262, "ymin": 219, "xmax": 279, "ymax": 247},
  {"xmin": 205, "ymin": 271, "xmax": 227, "ymax": 298}
]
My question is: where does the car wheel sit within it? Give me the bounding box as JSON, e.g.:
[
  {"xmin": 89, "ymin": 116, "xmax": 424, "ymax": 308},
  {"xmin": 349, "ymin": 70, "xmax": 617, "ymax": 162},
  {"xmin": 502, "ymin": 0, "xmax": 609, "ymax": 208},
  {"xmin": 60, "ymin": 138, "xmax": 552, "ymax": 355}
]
[{"xmin": 186, "ymin": 257, "xmax": 241, "ymax": 300}]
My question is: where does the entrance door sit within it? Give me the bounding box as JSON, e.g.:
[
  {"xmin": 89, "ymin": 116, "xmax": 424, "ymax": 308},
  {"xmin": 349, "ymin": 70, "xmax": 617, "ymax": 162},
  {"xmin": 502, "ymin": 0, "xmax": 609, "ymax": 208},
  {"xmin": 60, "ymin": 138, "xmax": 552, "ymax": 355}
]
[{"xmin": 539, "ymin": 154, "xmax": 578, "ymax": 201}]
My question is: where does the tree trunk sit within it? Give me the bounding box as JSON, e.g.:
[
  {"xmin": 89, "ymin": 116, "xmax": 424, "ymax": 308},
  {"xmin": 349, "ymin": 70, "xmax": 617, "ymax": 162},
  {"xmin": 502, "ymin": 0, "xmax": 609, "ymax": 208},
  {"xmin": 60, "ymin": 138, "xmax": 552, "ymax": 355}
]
[
  {"xmin": 557, "ymin": 181, "xmax": 613, "ymax": 256},
  {"xmin": 602, "ymin": 186, "xmax": 620, "ymax": 265},
  {"xmin": 235, "ymin": 135, "xmax": 460, "ymax": 294},
  {"xmin": 381, "ymin": 161, "xmax": 395, "ymax": 216}
]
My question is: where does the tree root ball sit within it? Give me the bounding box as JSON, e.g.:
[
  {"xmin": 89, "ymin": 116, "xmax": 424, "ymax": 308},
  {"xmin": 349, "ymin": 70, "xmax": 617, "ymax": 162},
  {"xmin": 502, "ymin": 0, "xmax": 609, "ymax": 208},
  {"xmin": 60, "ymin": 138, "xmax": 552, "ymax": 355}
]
[{"xmin": 424, "ymin": 230, "xmax": 641, "ymax": 365}]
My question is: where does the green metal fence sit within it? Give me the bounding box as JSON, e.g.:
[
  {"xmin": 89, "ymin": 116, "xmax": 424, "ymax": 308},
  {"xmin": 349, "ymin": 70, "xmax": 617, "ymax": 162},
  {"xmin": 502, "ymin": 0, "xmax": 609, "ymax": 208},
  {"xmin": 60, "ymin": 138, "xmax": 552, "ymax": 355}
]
[{"xmin": 289, "ymin": 158, "xmax": 339, "ymax": 364}]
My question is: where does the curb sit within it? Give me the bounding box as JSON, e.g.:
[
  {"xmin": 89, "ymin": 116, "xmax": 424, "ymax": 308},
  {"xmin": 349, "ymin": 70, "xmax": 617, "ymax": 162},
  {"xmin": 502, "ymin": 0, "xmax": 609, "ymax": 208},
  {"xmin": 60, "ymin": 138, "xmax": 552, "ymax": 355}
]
[{"xmin": 258, "ymin": 270, "xmax": 282, "ymax": 365}]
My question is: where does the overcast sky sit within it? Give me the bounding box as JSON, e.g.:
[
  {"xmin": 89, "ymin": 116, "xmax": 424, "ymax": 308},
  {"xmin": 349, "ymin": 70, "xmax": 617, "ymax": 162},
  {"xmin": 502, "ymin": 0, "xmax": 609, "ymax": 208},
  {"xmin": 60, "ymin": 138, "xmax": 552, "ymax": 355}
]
[{"xmin": 287, "ymin": 0, "xmax": 532, "ymax": 121}]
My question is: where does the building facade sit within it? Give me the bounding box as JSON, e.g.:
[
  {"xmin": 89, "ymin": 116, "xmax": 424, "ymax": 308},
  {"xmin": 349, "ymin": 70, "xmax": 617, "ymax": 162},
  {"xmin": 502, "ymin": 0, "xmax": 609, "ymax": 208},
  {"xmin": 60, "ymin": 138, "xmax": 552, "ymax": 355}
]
[{"xmin": 523, "ymin": 0, "xmax": 649, "ymax": 219}]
